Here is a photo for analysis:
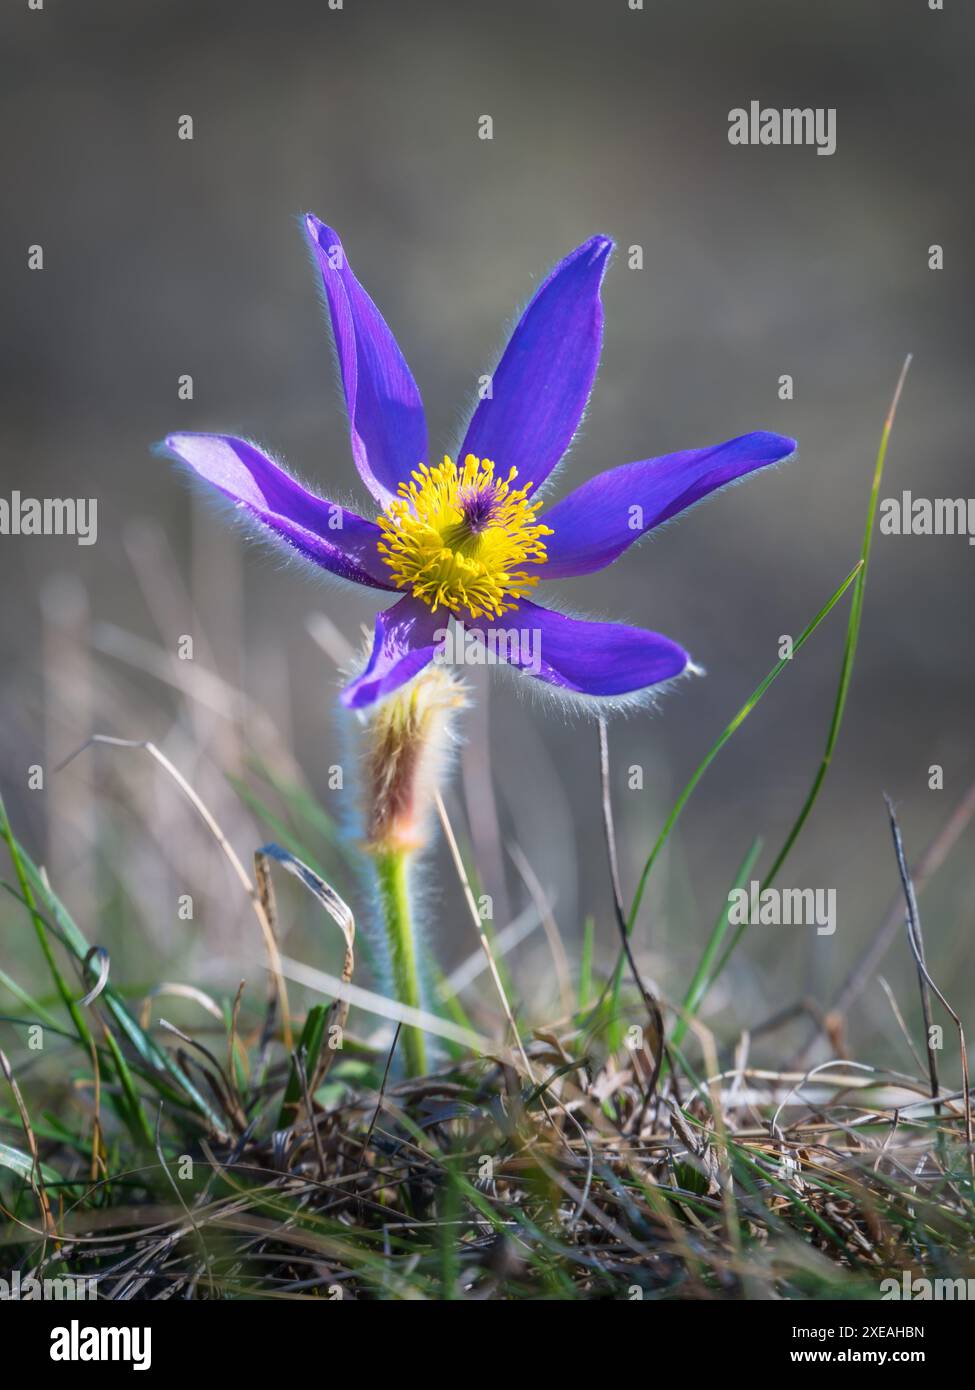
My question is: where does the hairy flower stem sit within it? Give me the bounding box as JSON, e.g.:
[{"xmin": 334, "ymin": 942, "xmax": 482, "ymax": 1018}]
[{"xmin": 373, "ymin": 848, "xmax": 426, "ymax": 1077}]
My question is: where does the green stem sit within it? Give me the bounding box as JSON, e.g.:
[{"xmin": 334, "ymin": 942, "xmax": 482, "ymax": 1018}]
[{"xmin": 373, "ymin": 850, "xmax": 427, "ymax": 1077}]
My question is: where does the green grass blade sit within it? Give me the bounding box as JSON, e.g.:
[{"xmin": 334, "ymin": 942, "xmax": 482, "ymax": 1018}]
[
  {"xmin": 0, "ymin": 969, "xmax": 60, "ymax": 1028},
  {"xmin": 3, "ymin": 833, "xmax": 226, "ymax": 1131},
  {"xmin": 100, "ymin": 1024, "xmax": 155, "ymax": 1149},
  {"xmin": 578, "ymin": 915, "xmax": 595, "ymax": 1010},
  {"xmin": 606, "ymin": 558, "xmax": 863, "ymax": 1015},
  {"xmin": 0, "ymin": 1139, "xmax": 65, "ymax": 1190},
  {"xmin": 0, "ymin": 794, "xmax": 93, "ymax": 1052},
  {"xmin": 669, "ymin": 834, "xmax": 763, "ymax": 1056},
  {"xmin": 708, "ymin": 357, "xmax": 911, "ymax": 984},
  {"xmin": 761, "ymin": 358, "xmax": 911, "ymax": 892},
  {"xmin": 278, "ymin": 1002, "xmax": 328, "ymax": 1128}
]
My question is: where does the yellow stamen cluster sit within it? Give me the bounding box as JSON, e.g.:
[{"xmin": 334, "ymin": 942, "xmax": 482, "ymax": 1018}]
[{"xmin": 376, "ymin": 454, "xmax": 551, "ymax": 619}]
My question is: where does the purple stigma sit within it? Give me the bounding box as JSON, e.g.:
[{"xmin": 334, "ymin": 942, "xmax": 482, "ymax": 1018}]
[{"xmin": 459, "ymin": 485, "xmax": 500, "ymax": 533}]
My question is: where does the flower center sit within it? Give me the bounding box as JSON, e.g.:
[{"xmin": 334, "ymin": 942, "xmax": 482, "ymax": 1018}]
[{"xmin": 376, "ymin": 454, "xmax": 552, "ymax": 619}]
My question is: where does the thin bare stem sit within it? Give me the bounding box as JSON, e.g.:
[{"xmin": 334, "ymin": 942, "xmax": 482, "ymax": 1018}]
[
  {"xmin": 885, "ymin": 796, "xmax": 973, "ymax": 1177},
  {"xmin": 598, "ymin": 718, "xmax": 664, "ymax": 1097}
]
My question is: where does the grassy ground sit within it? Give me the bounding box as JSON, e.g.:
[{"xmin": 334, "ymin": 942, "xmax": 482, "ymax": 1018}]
[{"xmin": 1, "ymin": 797, "xmax": 973, "ymax": 1301}]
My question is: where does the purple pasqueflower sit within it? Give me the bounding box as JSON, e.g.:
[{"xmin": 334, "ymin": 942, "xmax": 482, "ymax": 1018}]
[{"xmin": 162, "ymin": 215, "xmax": 795, "ymax": 711}]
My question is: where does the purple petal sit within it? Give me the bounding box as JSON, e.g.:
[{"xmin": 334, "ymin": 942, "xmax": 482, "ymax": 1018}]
[
  {"xmin": 539, "ymin": 432, "xmax": 796, "ymax": 578},
  {"xmin": 304, "ymin": 215, "xmax": 427, "ymax": 507},
  {"xmin": 464, "ymin": 600, "xmax": 689, "ymax": 697},
  {"xmin": 161, "ymin": 433, "xmax": 392, "ymax": 589},
  {"xmin": 340, "ymin": 596, "xmax": 443, "ymax": 709},
  {"xmin": 459, "ymin": 236, "xmax": 612, "ymax": 492}
]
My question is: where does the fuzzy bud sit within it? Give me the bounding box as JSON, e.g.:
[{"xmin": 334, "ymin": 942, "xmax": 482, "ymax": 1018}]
[{"xmin": 360, "ymin": 665, "xmax": 468, "ymax": 855}]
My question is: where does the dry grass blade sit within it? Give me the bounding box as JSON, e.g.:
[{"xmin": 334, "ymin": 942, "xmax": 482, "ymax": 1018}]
[
  {"xmin": 0, "ymin": 1048, "xmax": 56, "ymax": 1237},
  {"xmin": 277, "ymin": 953, "xmax": 490, "ymax": 1053},
  {"xmin": 258, "ymin": 844, "xmax": 355, "ymax": 1088},
  {"xmin": 55, "ymin": 734, "xmax": 293, "ymax": 1049},
  {"xmin": 138, "ymin": 982, "xmax": 225, "ymax": 1029},
  {"xmin": 157, "ymin": 1019, "xmax": 248, "ymax": 1133},
  {"xmin": 506, "ymin": 840, "xmax": 572, "ymax": 1020},
  {"xmin": 797, "ymin": 777, "xmax": 975, "ymax": 1062},
  {"xmin": 885, "ymin": 797, "xmax": 973, "ymax": 1176},
  {"xmin": 434, "ymin": 791, "xmax": 537, "ymax": 1084},
  {"xmin": 78, "ymin": 945, "xmax": 111, "ymax": 1007},
  {"xmin": 86, "ymin": 1034, "xmax": 107, "ymax": 1184}
]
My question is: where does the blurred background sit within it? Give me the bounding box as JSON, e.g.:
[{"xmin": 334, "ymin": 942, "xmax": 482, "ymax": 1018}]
[{"xmin": 1, "ymin": 0, "xmax": 972, "ymax": 1066}]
